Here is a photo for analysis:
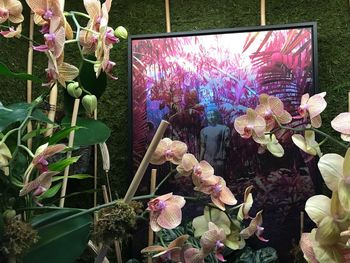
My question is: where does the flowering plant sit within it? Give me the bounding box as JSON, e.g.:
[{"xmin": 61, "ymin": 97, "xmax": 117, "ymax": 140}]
[
  {"xmin": 139, "ymin": 92, "xmax": 350, "ymax": 263},
  {"xmin": 0, "ymin": 0, "xmax": 129, "ymax": 262}
]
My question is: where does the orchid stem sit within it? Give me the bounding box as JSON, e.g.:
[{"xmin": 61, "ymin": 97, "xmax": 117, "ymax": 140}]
[
  {"xmin": 18, "ymin": 144, "xmax": 34, "ymax": 158},
  {"xmin": 152, "ymin": 170, "xmax": 177, "ymax": 194}
]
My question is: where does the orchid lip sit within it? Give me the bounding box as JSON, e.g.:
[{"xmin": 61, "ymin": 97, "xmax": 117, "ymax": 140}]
[{"xmin": 43, "ymin": 9, "xmax": 53, "ymax": 20}]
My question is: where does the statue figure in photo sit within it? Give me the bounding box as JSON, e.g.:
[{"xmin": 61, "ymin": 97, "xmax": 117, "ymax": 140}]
[{"xmin": 200, "ymin": 104, "xmax": 230, "ymax": 177}]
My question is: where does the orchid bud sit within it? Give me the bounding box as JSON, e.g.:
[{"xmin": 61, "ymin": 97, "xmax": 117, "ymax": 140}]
[
  {"xmin": 114, "ymin": 26, "xmax": 128, "ymax": 39},
  {"xmin": 3, "ymin": 209, "xmax": 16, "ymax": 220},
  {"xmin": 82, "ymin": 95, "xmax": 97, "ymax": 114},
  {"xmin": 67, "ymin": 82, "xmax": 82, "ymax": 98}
]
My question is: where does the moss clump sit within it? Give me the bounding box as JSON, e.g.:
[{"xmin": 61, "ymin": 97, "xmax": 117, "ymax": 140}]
[
  {"xmin": 1, "ymin": 218, "xmax": 38, "ymax": 258},
  {"xmin": 94, "ymin": 200, "xmax": 136, "ymax": 244}
]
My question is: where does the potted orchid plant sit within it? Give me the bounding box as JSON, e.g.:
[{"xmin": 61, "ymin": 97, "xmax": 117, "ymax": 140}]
[{"xmin": 0, "ymin": 0, "xmax": 130, "ymax": 262}]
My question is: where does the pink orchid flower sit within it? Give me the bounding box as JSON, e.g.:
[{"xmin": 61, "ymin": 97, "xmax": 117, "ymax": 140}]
[
  {"xmin": 297, "ymin": 92, "xmax": 327, "ymax": 128},
  {"xmin": 150, "ymin": 138, "xmax": 188, "ymax": 165},
  {"xmin": 255, "ymin": 94, "xmax": 292, "ymax": 131},
  {"xmin": 197, "ymin": 176, "xmax": 237, "ymax": 211},
  {"xmin": 26, "ymin": 0, "xmax": 64, "ymax": 25},
  {"xmin": 0, "ymin": 23, "xmax": 21, "ymax": 38},
  {"xmin": 141, "ymin": 235, "xmax": 189, "ymax": 261},
  {"xmin": 80, "ymin": 0, "xmax": 103, "ymax": 53},
  {"xmin": 176, "ymin": 153, "xmax": 214, "ymax": 187},
  {"xmin": 43, "ymin": 51, "xmax": 79, "ymax": 87},
  {"xmin": 33, "ymin": 18, "xmax": 65, "ymax": 58},
  {"xmin": 20, "ymin": 170, "xmax": 59, "ymax": 197},
  {"xmin": 237, "ymin": 186, "xmax": 254, "ymax": 220},
  {"xmin": 0, "ymin": 0, "xmax": 24, "ymax": 24},
  {"xmin": 331, "ymin": 112, "xmax": 350, "ymax": 142},
  {"xmin": 24, "ymin": 143, "xmax": 65, "ymax": 184},
  {"xmin": 240, "ymin": 210, "xmax": 268, "ymax": 242},
  {"xmin": 234, "ymin": 108, "xmax": 266, "ymax": 139},
  {"xmin": 200, "ymin": 222, "xmax": 227, "ymax": 262},
  {"xmin": 147, "ymin": 193, "xmax": 185, "ymax": 232}
]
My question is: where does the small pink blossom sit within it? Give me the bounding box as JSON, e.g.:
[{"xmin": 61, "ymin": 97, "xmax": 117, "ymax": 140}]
[
  {"xmin": 0, "ymin": 0, "xmax": 24, "ymax": 24},
  {"xmin": 0, "ymin": 23, "xmax": 21, "ymax": 38},
  {"xmin": 147, "ymin": 193, "xmax": 185, "ymax": 232},
  {"xmin": 255, "ymin": 94, "xmax": 292, "ymax": 131},
  {"xmin": 240, "ymin": 210, "xmax": 268, "ymax": 242},
  {"xmin": 297, "ymin": 92, "xmax": 327, "ymax": 128},
  {"xmin": 197, "ymin": 176, "xmax": 237, "ymax": 210},
  {"xmin": 234, "ymin": 108, "xmax": 266, "ymax": 139},
  {"xmin": 26, "ymin": 0, "xmax": 64, "ymax": 26},
  {"xmin": 150, "ymin": 138, "xmax": 187, "ymax": 165},
  {"xmin": 176, "ymin": 153, "xmax": 214, "ymax": 187},
  {"xmin": 200, "ymin": 222, "xmax": 226, "ymax": 262}
]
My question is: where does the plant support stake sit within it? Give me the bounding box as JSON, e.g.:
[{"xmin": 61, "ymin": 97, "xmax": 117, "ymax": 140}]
[
  {"xmin": 59, "ymin": 98, "xmax": 80, "ymax": 207},
  {"xmin": 123, "ymin": 120, "xmax": 169, "ymax": 203}
]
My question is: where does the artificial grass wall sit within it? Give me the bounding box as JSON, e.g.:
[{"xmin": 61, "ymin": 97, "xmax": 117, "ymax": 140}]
[{"xmin": 0, "ymin": 0, "xmax": 349, "ymax": 198}]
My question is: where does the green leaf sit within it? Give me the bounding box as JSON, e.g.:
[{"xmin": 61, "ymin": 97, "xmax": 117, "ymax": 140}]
[
  {"xmin": 22, "ymin": 127, "xmax": 54, "ymax": 142},
  {"xmin": 48, "ymin": 156, "xmax": 80, "ymax": 172},
  {"xmin": 52, "ymin": 174, "xmax": 92, "ymax": 182},
  {"xmin": 0, "ymin": 61, "xmax": 42, "ymax": 83},
  {"xmin": 23, "ymin": 208, "xmax": 92, "ymax": 263},
  {"xmin": 37, "ymin": 183, "xmax": 62, "ymax": 200},
  {"xmin": 48, "ymin": 126, "xmax": 82, "ymax": 145},
  {"xmin": 0, "ymin": 103, "xmax": 54, "ymax": 132},
  {"xmin": 62, "ymin": 117, "xmax": 111, "ymax": 147}
]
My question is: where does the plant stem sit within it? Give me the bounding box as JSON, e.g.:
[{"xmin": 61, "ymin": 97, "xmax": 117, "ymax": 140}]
[
  {"xmin": 18, "ymin": 145, "xmax": 34, "ymax": 158},
  {"xmin": 152, "ymin": 170, "xmax": 176, "ymax": 194},
  {"xmin": 132, "ymin": 194, "xmax": 156, "ymax": 200}
]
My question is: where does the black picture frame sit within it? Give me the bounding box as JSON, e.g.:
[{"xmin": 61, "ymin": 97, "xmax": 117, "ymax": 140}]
[{"xmin": 128, "ymin": 22, "xmax": 318, "ymax": 262}]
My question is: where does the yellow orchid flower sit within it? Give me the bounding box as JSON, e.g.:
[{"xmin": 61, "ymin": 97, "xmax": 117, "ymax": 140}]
[
  {"xmin": 255, "ymin": 134, "xmax": 284, "ymax": 157},
  {"xmin": 192, "ymin": 206, "xmax": 231, "ymax": 238},
  {"xmin": 318, "ymin": 148, "xmax": 350, "ymax": 211},
  {"xmin": 292, "ymin": 129, "xmax": 322, "ymax": 157}
]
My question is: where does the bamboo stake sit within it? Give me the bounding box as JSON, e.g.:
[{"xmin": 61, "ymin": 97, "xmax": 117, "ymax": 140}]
[
  {"xmin": 101, "ymin": 186, "xmax": 123, "ymax": 263},
  {"xmin": 260, "ymin": 0, "xmax": 266, "ymax": 26},
  {"xmin": 165, "ymin": 0, "xmax": 171, "ymax": 33},
  {"xmin": 147, "ymin": 169, "xmax": 157, "ymax": 263},
  {"xmin": 94, "ymin": 109, "xmax": 98, "ymax": 208},
  {"xmin": 300, "ymin": 211, "xmax": 304, "ymax": 237},
  {"xmin": 348, "ymin": 91, "xmax": 350, "ymax": 112},
  {"xmin": 26, "ymin": 11, "xmax": 35, "ymax": 150},
  {"xmin": 123, "ymin": 120, "xmax": 169, "ymax": 203},
  {"xmin": 59, "ymin": 99, "xmax": 80, "ymax": 207}
]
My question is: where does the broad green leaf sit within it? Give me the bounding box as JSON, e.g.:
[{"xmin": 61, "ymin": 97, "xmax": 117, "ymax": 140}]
[
  {"xmin": 37, "ymin": 183, "xmax": 62, "ymax": 200},
  {"xmin": 23, "ymin": 208, "xmax": 92, "ymax": 263},
  {"xmin": 52, "ymin": 174, "xmax": 92, "ymax": 182},
  {"xmin": 62, "ymin": 117, "xmax": 111, "ymax": 147},
  {"xmin": 0, "ymin": 103, "xmax": 54, "ymax": 132},
  {"xmin": 48, "ymin": 156, "xmax": 80, "ymax": 172},
  {"xmin": 48, "ymin": 126, "xmax": 82, "ymax": 145},
  {"xmin": 0, "ymin": 62, "xmax": 42, "ymax": 83},
  {"xmin": 22, "ymin": 127, "xmax": 54, "ymax": 141}
]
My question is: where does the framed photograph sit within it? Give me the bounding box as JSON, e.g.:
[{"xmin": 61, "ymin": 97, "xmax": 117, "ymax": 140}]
[{"xmin": 129, "ymin": 22, "xmax": 318, "ymax": 262}]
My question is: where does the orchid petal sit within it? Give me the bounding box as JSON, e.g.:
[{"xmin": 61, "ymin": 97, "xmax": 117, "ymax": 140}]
[
  {"xmin": 318, "ymin": 154, "xmax": 343, "ymax": 191},
  {"xmin": 308, "ymin": 92, "xmax": 327, "ymax": 119},
  {"xmin": 331, "ymin": 112, "xmax": 350, "ymax": 135},
  {"xmin": 315, "ymin": 216, "xmax": 340, "ymax": 246},
  {"xmin": 338, "ymin": 180, "xmax": 350, "ymax": 211},
  {"xmin": 305, "ymin": 195, "xmax": 331, "ymax": 225},
  {"xmin": 157, "ymin": 204, "xmax": 182, "ymax": 229}
]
